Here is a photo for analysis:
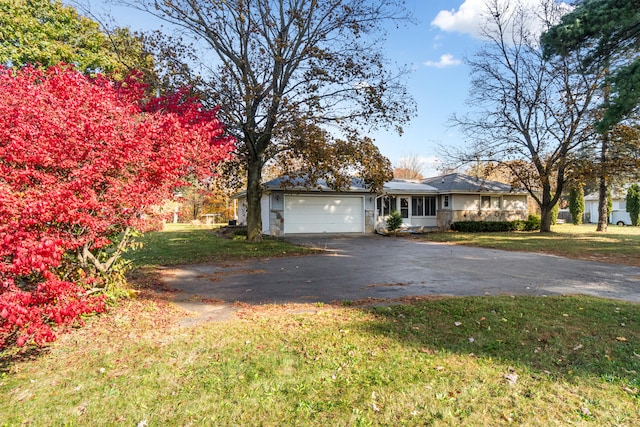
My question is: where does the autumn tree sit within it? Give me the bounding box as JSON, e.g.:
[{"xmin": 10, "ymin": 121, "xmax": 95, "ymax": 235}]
[
  {"xmin": 447, "ymin": 0, "xmax": 601, "ymax": 232},
  {"xmin": 394, "ymin": 155, "xmax": 426, "ymax": 180},
  {"xmin": 0, "ymin": 0, "xmax": 154, "ymax": 77},
  {"xmin": 465, "ymin": 161, "xmax": 521, "ymax": 185},
  {"xmin": 0, "ymin": 65, "xmax": 234, "ymax": 347},
  {"xmin": 270, "ymin": 121, "xmax": 393, "ymax": 191},
  {"xmin": 130, "ymin": 0, "xmax": 414, "ymax": 241}
]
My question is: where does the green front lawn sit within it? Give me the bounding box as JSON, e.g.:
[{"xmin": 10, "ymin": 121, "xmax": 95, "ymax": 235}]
[
  {"xmin": 124, "ymin": 223, "xmax": 317, "ymax": 267},
  {"xmin": 1, "ymin": 296, "xmax": 638, "ymax": 425},
  {"xmin": 419, "ymin": 223, "xmax": 640, "ymax": 266}
]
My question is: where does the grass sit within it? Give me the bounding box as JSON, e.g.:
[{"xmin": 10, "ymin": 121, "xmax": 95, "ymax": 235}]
[
  {"xmin": 1, "ymin": 296, "xmax": 638, "ymax": 425},
  {"xmin": 418, "ymin": 223, "xmax": 640, "ymax": 266},
  {"xmin": 124, "ymin": 223, "xmax": 318, "ymax": 267},
  {"xmin": 2, "ymin": 223, "xmax": 640, "ymax": 425}
]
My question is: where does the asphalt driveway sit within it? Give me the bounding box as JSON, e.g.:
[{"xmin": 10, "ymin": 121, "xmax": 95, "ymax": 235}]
[{"xmin": 160, "ymin": 234, "xmax": 640, "ymax": 314}]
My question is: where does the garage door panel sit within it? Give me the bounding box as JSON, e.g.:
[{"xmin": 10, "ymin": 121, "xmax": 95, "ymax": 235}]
[{"xmin": 285, "ymin": 196, "xmax": 364, "ymax": 233}]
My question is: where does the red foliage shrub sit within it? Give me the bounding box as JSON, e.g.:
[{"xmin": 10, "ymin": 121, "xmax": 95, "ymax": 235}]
[{"xmin": 0, "ymin": 65, "xmax": 235, "ymax": 347}]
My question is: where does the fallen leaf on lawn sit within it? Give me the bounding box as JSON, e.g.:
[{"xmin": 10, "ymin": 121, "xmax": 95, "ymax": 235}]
[
  {"xmin": 454, "ymin": 321, "xmax": 462, "ymax": 327},
  {"xmin": 573, "ymin": 344, "xmax": 584, "ymax": 351},
  {"xmin": 633, "ymin": 352, "xmax": 640, "ymax": 359},
  {"xmin": 616, "ymin": 337, "xmax": 627, "ymax": 342},
  {"xmin": 371, "ymin": 392, "xmax": 380, "ymax": 412},
  {"xmin": 468, "ymin": 337, "xmax": 475, "ymax": 343},
  {"xmin": 504, "ymin": 373, "xmax": 518, "ymax": 384}
]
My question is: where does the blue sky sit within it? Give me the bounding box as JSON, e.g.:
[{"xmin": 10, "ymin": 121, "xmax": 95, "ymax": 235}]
[{"xmin": 79, "ymin": 0, "xmax": 506, "ymax": 176}]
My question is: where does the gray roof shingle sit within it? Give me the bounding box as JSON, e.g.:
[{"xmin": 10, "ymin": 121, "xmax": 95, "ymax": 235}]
[{"xmin": 422, "ymin": 173, "xmax": 518, "ymax": 193}]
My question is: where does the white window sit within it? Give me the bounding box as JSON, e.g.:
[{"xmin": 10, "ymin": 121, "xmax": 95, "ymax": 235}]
[
  {"xmin": 481, "ymin": 196, "xmax": 491, "ymax": 209},
  {"xmin": 481, "ymin": 196, "xmax": 501, "ymax": 209},
  {"xmin": 400, "ymin": 197, "xmax": 409, "ymax": 218},
  {"xmin": 443, "ymin": 195, "xmax": 449, "ymax": 208},
  {"xmin": 377, "ymin": 196, "xmax": 397, "ymax": 216},
  {"xmin": 491, "ymin": 196, "xmax": 501, "ymax": 209},
  {"xmin": 412, "ymin": 196, "xmax": 436, "ymax": 216}
]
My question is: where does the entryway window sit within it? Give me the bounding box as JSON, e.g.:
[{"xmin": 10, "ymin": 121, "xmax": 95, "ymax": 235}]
[
  {"xmin": 400, "ymin": 197, "xmax": 409, "ymax": 218},
  {"xmin": 377, "ymin": 196, "xmax": 397, "ymax": 216},
  {"xmin": 412, "ymin": 196, "xmax": 436, "ymax": 216}
]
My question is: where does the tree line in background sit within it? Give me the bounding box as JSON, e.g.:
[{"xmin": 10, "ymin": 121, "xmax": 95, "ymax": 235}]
[{"xmin": 443, "ymin": 0, "xmax": 640, "ymax": 232}]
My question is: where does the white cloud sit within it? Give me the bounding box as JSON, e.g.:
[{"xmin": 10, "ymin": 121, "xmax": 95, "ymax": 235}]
[
  {"xmin": 424, "ymin": 53, "xmax": 461, "ymax": 68},
  {"xmin": 431, "ymin": 0, "xmax": 573, "ymax": 40},
  {"xmin": 431, "ymin": 0, "xmax": 486, "ymax": 39}
]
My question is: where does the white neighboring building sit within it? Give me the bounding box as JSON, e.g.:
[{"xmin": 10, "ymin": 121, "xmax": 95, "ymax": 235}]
[{"xmin": 584, "ymin": 188, "xmax": 632, "ymax": 226}]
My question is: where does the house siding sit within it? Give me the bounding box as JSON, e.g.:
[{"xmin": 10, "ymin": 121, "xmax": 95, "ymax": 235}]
[
  {"xmin": 261, "ymin": 195, "xmax": 271, "ymax": 234},
  {"xmin": 364, "ymin": 194, "xmax": 376, "ymax": 233},
  {"xmin": 236, "ymin": 198, "xmax": 248, "ymax": 225},
  {"xmin": 268, "ymin": 191, "xmax": 284, "ymax": 236},
  {"xmin": 436, "ymin": 193, "xmax": 528, "ymax": 230}
]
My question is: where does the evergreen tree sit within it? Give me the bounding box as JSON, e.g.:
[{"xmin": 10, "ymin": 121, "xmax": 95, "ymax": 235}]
[
  {"xmin": 541, "ymin": 0, "xmax": 640, "ymax": 132},
  {"xmin": 569, "ymin": 185, "xmax": 585, "ymax": 225},
  {"xmin": 626, "ymin": 183, "xmax": 640, "ymax": 225},
  {"xmin": 385, "ymin": 211, "xmax": 404, "ymax": 236}
]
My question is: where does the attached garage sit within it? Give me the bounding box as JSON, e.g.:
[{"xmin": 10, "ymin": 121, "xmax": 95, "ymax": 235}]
[{"xmin": 284, "ymin": 195, "xmax": 365, "ymax": 234}]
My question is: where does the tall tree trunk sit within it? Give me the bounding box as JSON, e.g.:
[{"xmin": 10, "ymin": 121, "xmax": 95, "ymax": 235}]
[
  {"xmin": 596, "ymin": 66, "xmax": 610, "ymax": 232},
  {"xmin": 596, "ymin": 132, "xmax": 609, "ymax": 232},
  {"xmin": 246, "ymin": 156, "xmax": 264, "ymax": 242},
  {"xmin": 540, "ymin": 184, "xmax": 553, "ymax": 232},
  {"xmin": 540, "ymin": 206, "xmax": 553, "ymax": 233}
]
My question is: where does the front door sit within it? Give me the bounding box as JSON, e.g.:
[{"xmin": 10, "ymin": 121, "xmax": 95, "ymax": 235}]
[{"xmin": 400, "ymin": 197, "xmax": 410, "ymax": 219}]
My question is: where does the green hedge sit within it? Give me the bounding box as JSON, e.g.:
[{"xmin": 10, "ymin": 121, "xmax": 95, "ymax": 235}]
[{"xmin": 451, "ymin": 215, "xmax": 541, "ymax": 232}]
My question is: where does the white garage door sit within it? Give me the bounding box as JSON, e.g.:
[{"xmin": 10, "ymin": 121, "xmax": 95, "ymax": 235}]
[{"xmin": 284, "ymin": 195, "xmax": 364, "ymax": 234}]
